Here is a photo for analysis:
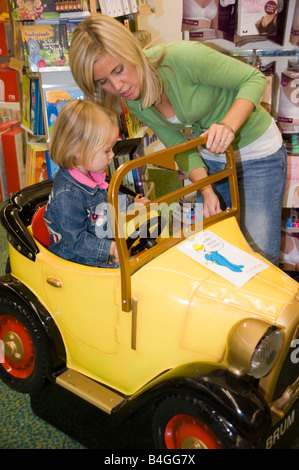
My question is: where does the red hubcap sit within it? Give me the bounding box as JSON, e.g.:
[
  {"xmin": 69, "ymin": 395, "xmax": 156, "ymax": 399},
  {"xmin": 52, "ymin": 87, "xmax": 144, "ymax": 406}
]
[
  {"xmin": 0, "ymin": 315, "xmax": 35, "ymax": 378},
  {"xmin": 165, "ymin": 414, "xmax": 223, "ymax": 449}
]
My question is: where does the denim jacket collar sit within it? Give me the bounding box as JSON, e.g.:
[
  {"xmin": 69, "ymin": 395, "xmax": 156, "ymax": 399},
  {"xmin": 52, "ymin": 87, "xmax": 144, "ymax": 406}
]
[{"xmin": 59, "ymin": 167, "xmax": 100, "ymax": 196}]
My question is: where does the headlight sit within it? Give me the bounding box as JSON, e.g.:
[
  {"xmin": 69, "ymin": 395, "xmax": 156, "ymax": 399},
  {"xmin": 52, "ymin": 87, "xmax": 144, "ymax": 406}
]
[
  {"xmin": 227, "ymin": 319, "xmax": 283, "ymax": 379},
  {"xmin": 250, "ymin": 326, "xmax": 283, "ymax": 378}
]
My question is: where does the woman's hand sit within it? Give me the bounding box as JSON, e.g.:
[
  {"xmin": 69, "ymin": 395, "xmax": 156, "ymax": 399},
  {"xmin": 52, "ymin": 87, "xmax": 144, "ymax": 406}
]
[
  {"xmin": 201, "ymin": 185, "xmax": 222, "ymax": 218},
  {"xmin": 189, "ymin": 167, "xmax": 222, "ymax": 218},
  {"xmin": 201, "ymin": 122, "xmax": 234, "ymax": 154},
  {"xmin": 201, "ymin": 98, "xmax": 255, "ymax": 153}
]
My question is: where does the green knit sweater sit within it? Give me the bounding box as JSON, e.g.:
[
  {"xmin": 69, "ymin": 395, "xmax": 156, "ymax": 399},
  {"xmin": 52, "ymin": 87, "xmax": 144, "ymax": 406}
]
[{"xmin": 126, "ymin": 41, "xmax": 270, "ymax": 177}]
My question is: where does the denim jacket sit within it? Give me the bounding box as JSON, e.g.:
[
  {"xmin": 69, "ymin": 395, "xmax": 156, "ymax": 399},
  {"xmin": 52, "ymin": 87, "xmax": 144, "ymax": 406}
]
[{"xmin": 43, "ymin": 168, "xmax": 130, "ymax": 267}]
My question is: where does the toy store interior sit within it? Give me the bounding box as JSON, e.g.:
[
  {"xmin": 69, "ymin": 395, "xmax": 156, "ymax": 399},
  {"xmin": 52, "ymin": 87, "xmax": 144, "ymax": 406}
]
[{"xmin": 0, "ymin": 0, "xmax": 298, "ymax": 450}]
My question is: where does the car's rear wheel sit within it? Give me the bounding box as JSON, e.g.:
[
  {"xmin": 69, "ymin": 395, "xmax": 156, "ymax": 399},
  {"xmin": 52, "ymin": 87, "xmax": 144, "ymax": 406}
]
[
  {"xmin": 153, "ymin": 395, "xmax": 238, "ymax": 449},
  {"xmin": 0, "ymin": 297, "xmax": 51, "ymax": 393}
]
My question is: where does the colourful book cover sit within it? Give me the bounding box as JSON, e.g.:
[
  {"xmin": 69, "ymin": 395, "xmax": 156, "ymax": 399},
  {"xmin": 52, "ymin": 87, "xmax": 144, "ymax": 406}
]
[
  {"xmin": 21, "ymin": 75, "xmax": 31, "ymax": 129},
  {"xmin": 11, "ymin": 0, "xmax": 60, "ymax": 21},
  {"xmin": 30, "ymin": 77, "xmax": 40, "ymax": 135},
  {"xmin": 43, "ymin": 87, "xmax": 84, "ymax": 138},
  {"xmin": 21, "ymin": 23, "xmax": 69, "ymax": 72},
  {"xmin": 45, "ymin": 149, "xmax": 59, "ymax": 179}
]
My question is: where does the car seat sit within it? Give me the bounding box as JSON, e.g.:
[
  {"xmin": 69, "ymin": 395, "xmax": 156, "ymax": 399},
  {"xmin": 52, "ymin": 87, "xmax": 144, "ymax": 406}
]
[{"xmin": 31, "ymin": 205, "xmax": 50, "ymax": 248}]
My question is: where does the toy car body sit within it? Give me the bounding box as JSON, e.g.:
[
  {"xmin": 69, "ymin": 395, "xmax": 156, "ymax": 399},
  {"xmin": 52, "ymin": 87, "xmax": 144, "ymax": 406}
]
[{"xmin": 0, "ymin": 136, "xmax": 298, "ymax": 449}]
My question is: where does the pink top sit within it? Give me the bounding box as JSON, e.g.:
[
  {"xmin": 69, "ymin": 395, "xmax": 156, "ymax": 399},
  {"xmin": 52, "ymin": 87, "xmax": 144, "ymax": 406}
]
[{"xmin": 68, "ymin": 169, "xmax": 109, "ymax": 189}]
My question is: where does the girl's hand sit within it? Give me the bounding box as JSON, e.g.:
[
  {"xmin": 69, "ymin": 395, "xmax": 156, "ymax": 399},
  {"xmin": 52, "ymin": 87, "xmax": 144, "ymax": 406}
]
[
  {"xmin": 109, "ymin": 241, "xmax": 119, "ymax": 263},
  {"xmin": 134, "ymin": 193, "xmax": 150, "ymax": 204}
]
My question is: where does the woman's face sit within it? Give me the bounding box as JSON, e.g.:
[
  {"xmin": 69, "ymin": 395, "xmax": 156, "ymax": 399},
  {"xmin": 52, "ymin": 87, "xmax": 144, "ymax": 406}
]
[{"xmin": 93, "ymin": 52, "xmax": 141, "ymax": 101}]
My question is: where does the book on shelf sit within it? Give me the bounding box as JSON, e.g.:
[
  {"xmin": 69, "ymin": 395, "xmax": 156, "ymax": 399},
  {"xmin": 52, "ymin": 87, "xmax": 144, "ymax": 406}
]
[
  {"xmin": 1, "ymin": 124, "xmax": 25, "ymax": 196},
  {"xmin": 129, "ymin": 0, "xmax": 138, "ymax": 13},
  {"xmin": 22, "ymin": 75, "xmax": 44, "ymax": 136},
  {"xmin": 119, "ymin": 98, "xmax": 142, "ymax": 139},
  {"xmin": 99, "ymin": 0, "xmax": 137, "ymax": 15},
  {"xmin": 40, "ymin": 68, "xmax": 84, "ymax": 140},
  {"xmin": 98, "ymin": 0, "xmax": 108, "ymax": 14},
  {"xmin": 43, "ymin": 86, "xmax": 84, "ymax": 139},
  {"xmin": 109, "ymin": 141, "xmax": 151, "ymax": 196},
  {"xmin": 0, "ymin": 119, "xmax": 21, "ymax": 201},
  {"xmin": 130, "ymin": 143, "xmax": 151, "ymax": 196},
  {"xmin": 65, "ymin": 20, "xmax": 82, "ymax": 46},
  {"xmin": 25, "ymin": 142, "xmax": 49, "ymax": 186},
  {"xmin": 45, "ymin": 149, "xmax": 60, "ymax": 179},
  {"xmin": 106, "ymin": 0, "xmax": 117, "ymax": 16},
  {"xmin": 21, "ymin": 75, "xmax": 31, "ymax": 129},
  {"xmin": 115, "ymin": 144, "xmax": 136, "ymax": 192},
  {"xmin": 20, "ymin": 23, "xmax": 69, "ymax": 72},
  {"xmin": 122, "ymin": 0, "xmax": 131, "ymax": 14},
  {"xmin": 115, "ymin": 0, "xmax": 125, "ymax": 15},
  {"xmin": 237, "ymin": 0, "xmax": 278, "ymax": 37},
  {"xmin": 30, "ymin": 77, "xmax": 41, "ymax": 135}
]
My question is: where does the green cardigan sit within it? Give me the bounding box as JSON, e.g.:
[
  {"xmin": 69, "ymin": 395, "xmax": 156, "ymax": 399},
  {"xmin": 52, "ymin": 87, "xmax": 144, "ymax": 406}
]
[{"xmin": 126, "ymin": 41, "xmax": 270, "ymax": 177}]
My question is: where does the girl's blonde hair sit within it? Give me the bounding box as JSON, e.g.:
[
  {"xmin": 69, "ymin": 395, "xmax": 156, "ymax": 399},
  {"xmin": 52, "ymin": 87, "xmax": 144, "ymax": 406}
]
[
  {"xmin": 49, "ymin": 100, "xmax": 118, "ymax": 169},
  {"xmin": 69, "ymin": 14, "xmax": 165, "ymax": 112}
]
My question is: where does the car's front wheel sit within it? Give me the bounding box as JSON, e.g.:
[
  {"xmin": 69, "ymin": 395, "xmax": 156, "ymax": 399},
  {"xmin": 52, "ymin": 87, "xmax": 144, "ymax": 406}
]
[
  {"xmin": 0, "ymin": 296, "xmax": 51, "ymax": 393},
  {"xmin": 152, "ymin": 394, "xmax": 239, "ymax": 449}
]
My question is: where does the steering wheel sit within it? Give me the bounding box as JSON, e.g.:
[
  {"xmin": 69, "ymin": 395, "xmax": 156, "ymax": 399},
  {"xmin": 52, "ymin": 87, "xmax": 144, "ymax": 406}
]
[{"xmin": 126, "ymin": 215, "xmax": 166, "ymax": 256}]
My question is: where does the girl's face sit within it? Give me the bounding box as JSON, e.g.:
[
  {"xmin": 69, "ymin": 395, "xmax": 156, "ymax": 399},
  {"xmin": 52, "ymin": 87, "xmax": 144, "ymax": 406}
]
[
  {"xmin": 76, "ymin": 126, "xmax": 119, "ymax": 175},
  {"xmin": 93, "ymin": 52, "xmax": 140, "ymax": 101}
]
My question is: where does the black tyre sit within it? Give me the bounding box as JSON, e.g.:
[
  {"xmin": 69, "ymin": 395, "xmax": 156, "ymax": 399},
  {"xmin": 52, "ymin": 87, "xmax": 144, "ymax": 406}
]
[
  {"xmin": 0, "ymin": 296, "xmax": 51, "ymax": 393},
  {"xmin": 153, "ymin": 394, "xmax": 239, "ymax": 449}
]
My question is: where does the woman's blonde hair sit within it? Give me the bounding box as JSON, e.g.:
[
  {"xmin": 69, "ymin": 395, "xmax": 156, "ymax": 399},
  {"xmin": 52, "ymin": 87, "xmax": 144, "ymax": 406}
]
[
  {"xmin": 49, "ymin": 100, "xmax": 118, "ymax": 169},
  {"xmin": 69, "ymin": 14, "xmax": 165, "ymax": 112}
]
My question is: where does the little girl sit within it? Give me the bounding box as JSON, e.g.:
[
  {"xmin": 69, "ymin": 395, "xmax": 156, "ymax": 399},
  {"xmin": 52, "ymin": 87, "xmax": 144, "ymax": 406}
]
[{"xmin": 43, "ymin": 100, "xmax": 148, "ymax": 267}]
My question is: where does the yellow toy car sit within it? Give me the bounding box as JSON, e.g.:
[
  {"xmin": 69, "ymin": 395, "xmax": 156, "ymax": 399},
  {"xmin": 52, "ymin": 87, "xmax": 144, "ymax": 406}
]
[{"xmin": 0, "ymin": 136, "xmax": 298, "ymax": 449}]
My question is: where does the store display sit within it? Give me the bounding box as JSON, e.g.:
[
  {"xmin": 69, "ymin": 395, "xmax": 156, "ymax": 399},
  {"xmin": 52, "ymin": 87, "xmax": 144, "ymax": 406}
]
[{"xmin": 237, "ymin": 0, "xmax": 278, "ymax": 37}]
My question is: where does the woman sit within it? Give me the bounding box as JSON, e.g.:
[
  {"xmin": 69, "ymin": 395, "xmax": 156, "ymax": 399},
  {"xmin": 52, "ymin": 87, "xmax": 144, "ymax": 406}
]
[{"xmin": 69, "ymin": 14, "xmax": 287, "ymax": 265}]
